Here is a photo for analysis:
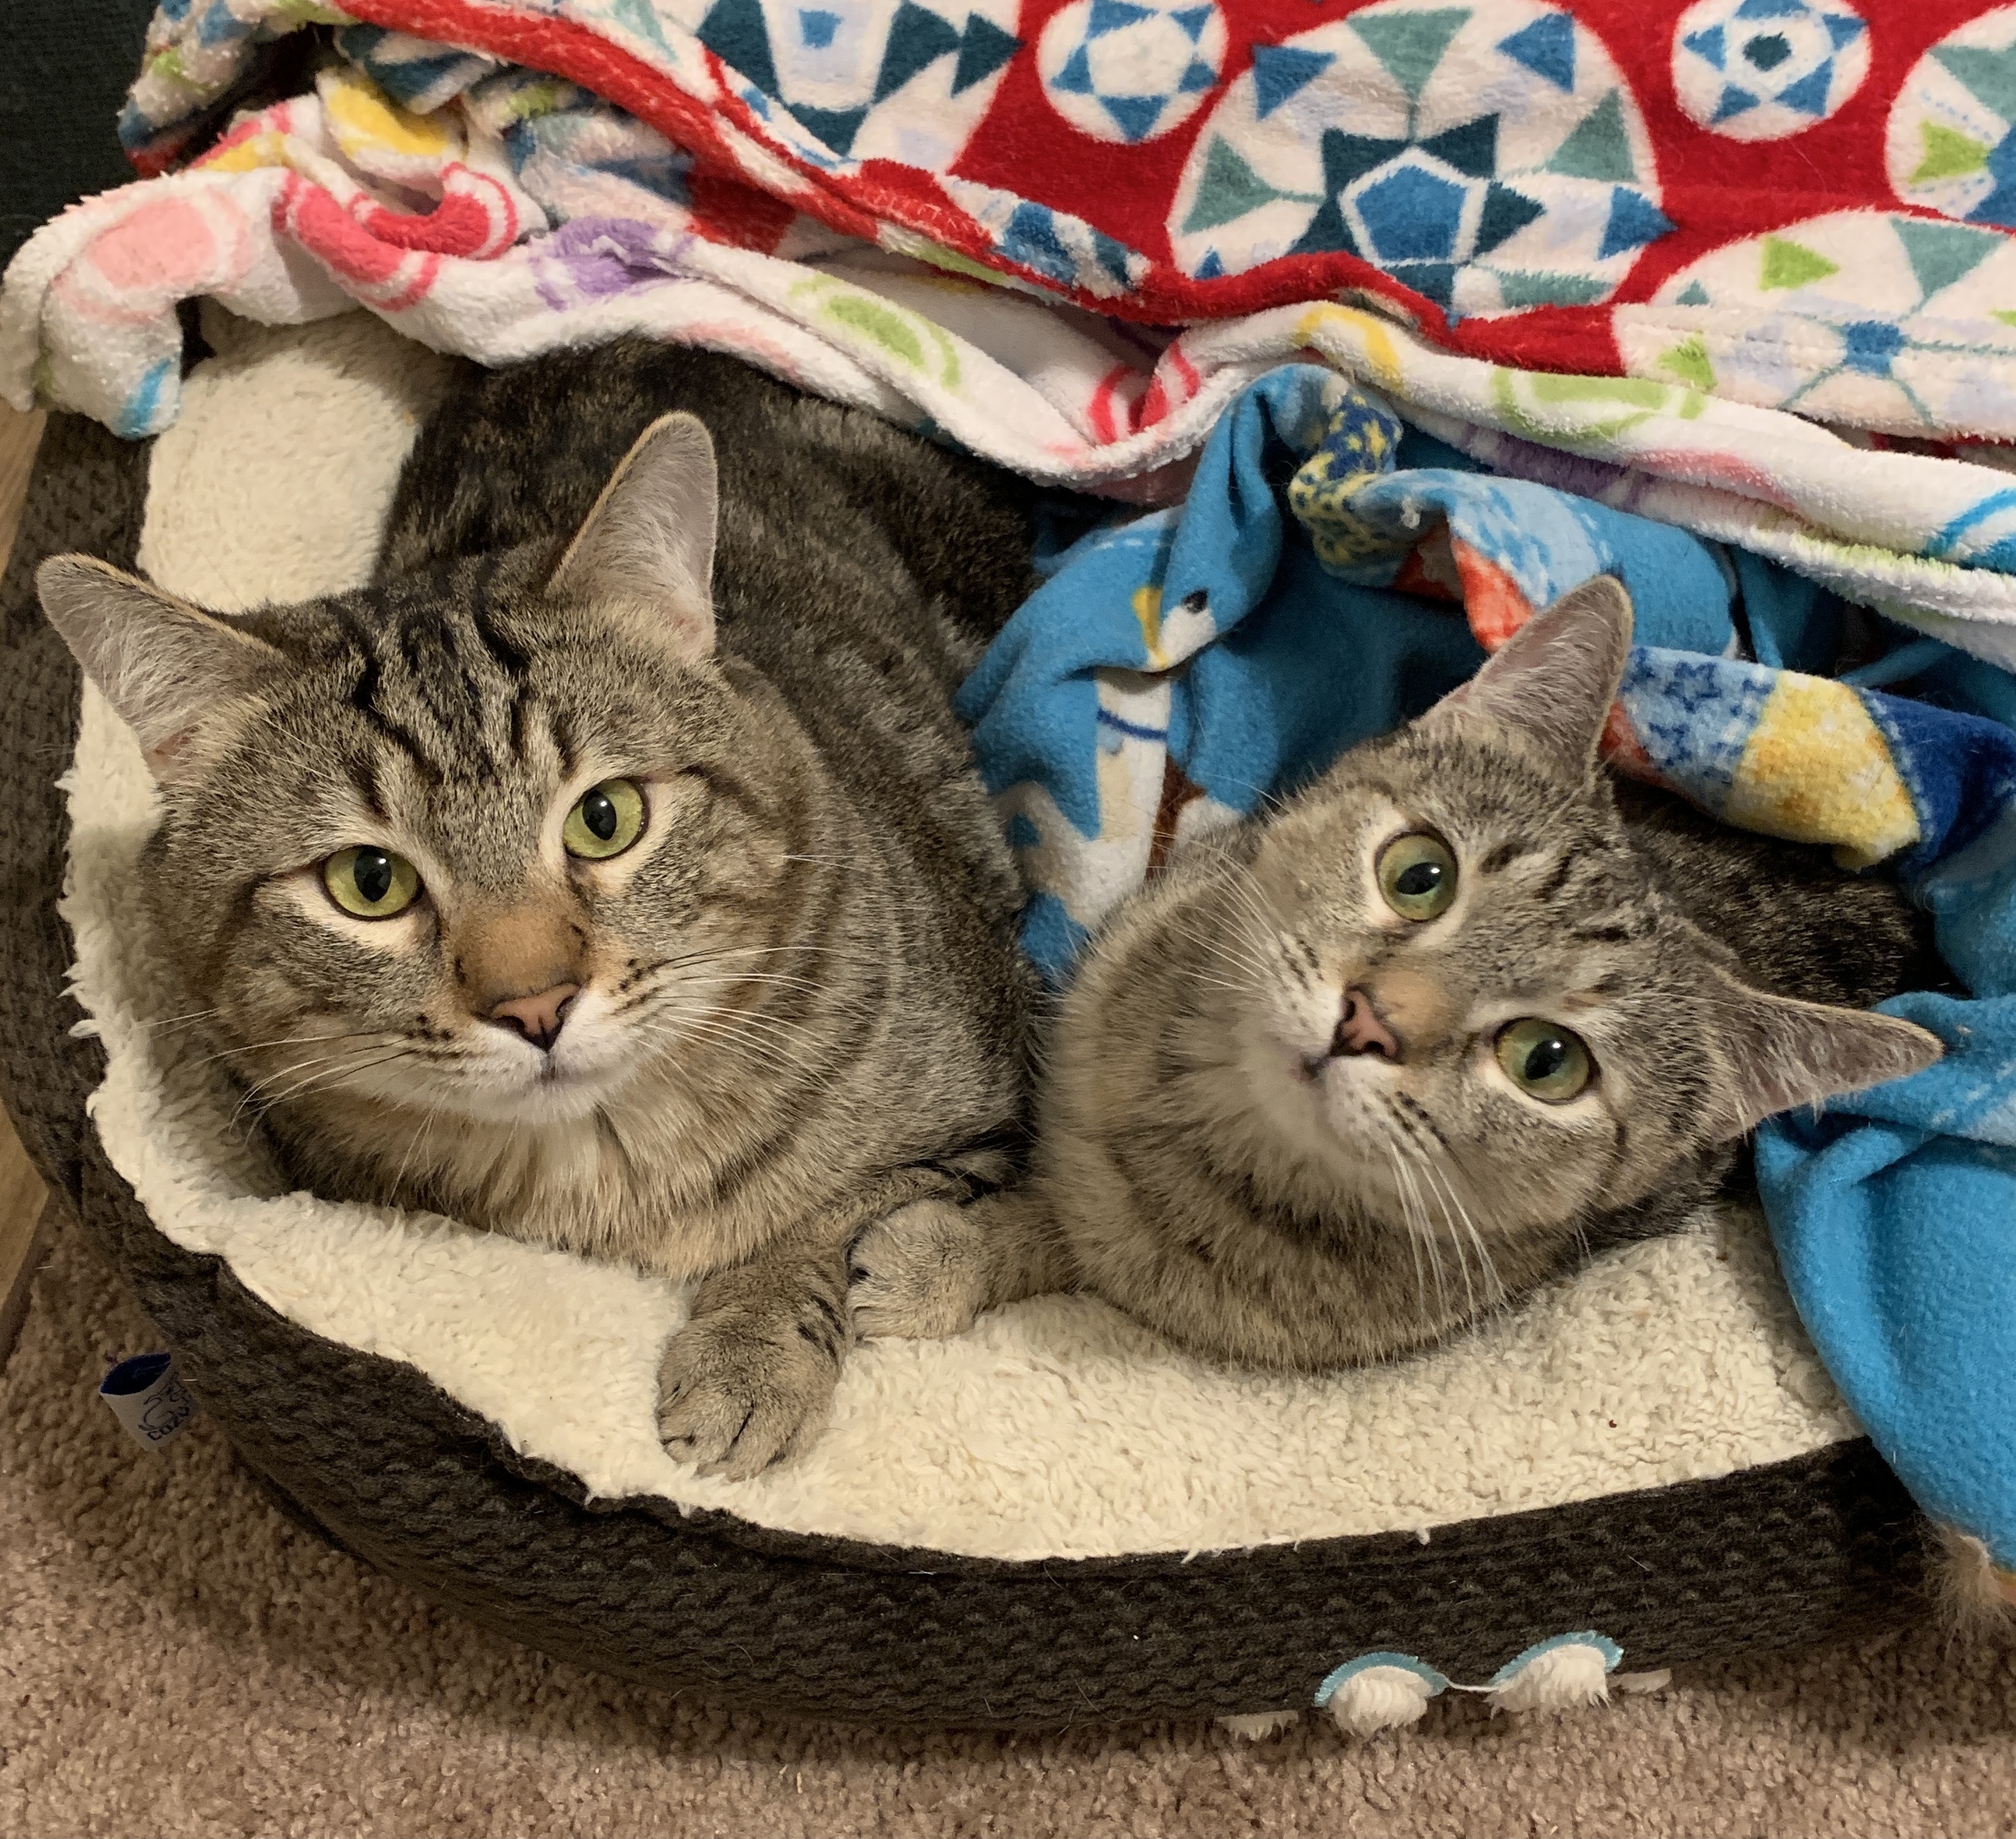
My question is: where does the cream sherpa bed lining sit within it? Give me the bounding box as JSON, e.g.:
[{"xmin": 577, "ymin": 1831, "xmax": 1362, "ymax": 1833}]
[{"xmin": 56, "ymin": 306, "xmax": 1858, "ymax": 1564}]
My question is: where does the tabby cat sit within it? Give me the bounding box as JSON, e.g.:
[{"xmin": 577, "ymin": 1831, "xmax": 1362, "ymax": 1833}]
[
  {"xmin": 40, "ymin": 340, "xmax": 1040, "ymax": 1477},
  {"xmin": 849, "ymin": 577, "xmax": 1946, "ymax": 1369}
]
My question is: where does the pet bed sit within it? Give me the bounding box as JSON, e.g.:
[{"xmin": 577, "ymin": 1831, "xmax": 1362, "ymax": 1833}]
[{"xmin": 0, "ymin": 305, "xmax": 1931, "ymax": 1731}]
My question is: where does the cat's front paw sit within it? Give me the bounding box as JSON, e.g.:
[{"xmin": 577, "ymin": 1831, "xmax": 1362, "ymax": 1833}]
[
  {"xmin": 847, "ymin": 1198, "xmax": 991, "ymax": 1341},
  {"xmin": 655, "ymin": 1293, "xmax": 843, "ymax": 1480}
]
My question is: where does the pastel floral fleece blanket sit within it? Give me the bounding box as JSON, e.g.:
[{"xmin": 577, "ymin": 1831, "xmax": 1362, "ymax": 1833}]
[{"xmin": 2, "ymin": 0, "xmax": 2013, "ymax": 1597}]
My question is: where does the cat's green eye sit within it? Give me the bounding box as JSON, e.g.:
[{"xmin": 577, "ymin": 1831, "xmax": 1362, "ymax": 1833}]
[
  {"xmin": 323, "ymin": 845, "xmax": 420, "ymax": 920},
  {"xmin": 1377, "ymin": 832, "xmax": 1458, "ymax": 922},
  {"xmin": 1495, "ymin": 1018, "xmax": 1594, "ymax": 1103},
  {"xmin": 563, "ymin": 777, "xmax": 646, "ymax": 860}
]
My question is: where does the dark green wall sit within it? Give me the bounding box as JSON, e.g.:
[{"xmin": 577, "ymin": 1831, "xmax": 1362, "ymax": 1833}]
[{"xmin": 1, "ymin": 0, "xmax": 158, "ymax": 271}]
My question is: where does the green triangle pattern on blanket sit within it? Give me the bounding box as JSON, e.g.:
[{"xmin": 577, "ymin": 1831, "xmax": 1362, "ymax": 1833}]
[
  {"xmin": 1348, "ymin": 7, "xmax": 1469, "ymax": 104},
  {"xmin": 1895, "ymin": 218, "xmax": 2001, "ymax": 299},
  {"xmin": 1545, "ymin": 91, "xmax": 1635, "ymax": 183}
]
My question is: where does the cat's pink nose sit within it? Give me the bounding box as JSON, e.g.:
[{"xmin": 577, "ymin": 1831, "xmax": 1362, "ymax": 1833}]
[
  {"xmin": 488, "ymin": 983, "xmax": 580, "ymax": 1052},
  {"xmin": 1331, "ymin": 988, "xmax": 1401, "ymax": 1062}
]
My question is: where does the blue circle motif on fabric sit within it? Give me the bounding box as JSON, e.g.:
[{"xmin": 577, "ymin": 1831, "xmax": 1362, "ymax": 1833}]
[
  {"xmin": 1671, "ymin": 0, "xmax": 1869, "ymax": 144},
  {"xmin": 1167, "ymin": 0, "xmax": 1671, "ymax": 316},
  {"xmin": 1037, "ymin": 0, "xmax": 1228, "ymax": 144},
  {"xmin": 1633, "ymin": 209, "xmax": 2016, "ymax": 434}
]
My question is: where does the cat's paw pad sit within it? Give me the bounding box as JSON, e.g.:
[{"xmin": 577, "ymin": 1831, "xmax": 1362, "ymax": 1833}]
[
  {"xmin": 847, "ymin": 1198, "xmax": 989, "ymax": 1341},
  {"xmin": 655, "ymin": 1305, "xmax": 840, "ymax": 1481}
]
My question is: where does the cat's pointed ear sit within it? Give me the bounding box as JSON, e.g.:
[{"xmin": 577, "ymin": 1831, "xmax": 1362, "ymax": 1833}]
[
  {"xmin": 1707, "ymin": 976, "xmax": 1943, "ymax": 1139},
  {"xmin": 549, "ymin": 410, "xmax": 717, "ymax": 662},
  {"xmin": 1423, "ymin": 574, "xmax": 1633, "ymax": 777},
  {"xmin": 37, "ymin": 555, "xmax": 283, "ymax": 783}
]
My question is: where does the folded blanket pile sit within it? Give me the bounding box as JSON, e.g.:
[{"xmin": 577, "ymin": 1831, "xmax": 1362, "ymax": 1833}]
[
  {"xmin": 3, "ymin": 0, "xmax": 2012, "ymax": 1602},
  {"xmin": 107, "ymin": 0, "xmax": 2016, "ymax": 438},
  {"xmin": 15, "ymin": 1, "xmax": 2016, "ymax": 659}
]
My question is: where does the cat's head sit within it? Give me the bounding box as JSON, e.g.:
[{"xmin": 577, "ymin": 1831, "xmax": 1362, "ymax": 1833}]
[
  {"xmin": 1193, "ymin": 576, "xmax": 1942, "ymax": 1239},
  {"xmin": 41, "ymin": 412, "xmax": 805, "ymax": 1136}
]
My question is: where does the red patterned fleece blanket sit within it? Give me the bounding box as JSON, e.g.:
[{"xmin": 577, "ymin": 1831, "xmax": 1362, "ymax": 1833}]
[{"xmin": 108, "ymin": 0, "xmax": 2016, "ymax": 433}]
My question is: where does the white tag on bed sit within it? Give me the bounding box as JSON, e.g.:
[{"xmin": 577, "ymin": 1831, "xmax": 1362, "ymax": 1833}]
[{"xmin": 98, "ymin": 1353, "xmax": 197, "ymax": 1452}]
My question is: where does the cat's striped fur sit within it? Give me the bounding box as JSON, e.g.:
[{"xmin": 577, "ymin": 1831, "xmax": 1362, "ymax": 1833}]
[
  {"xmin": 40, "ymin": 341, "xmax": 1041, "ymax": 1476},
  {"xmin": 851, "ymin": 579, "xmax": 1945, "ymax": 1370}
]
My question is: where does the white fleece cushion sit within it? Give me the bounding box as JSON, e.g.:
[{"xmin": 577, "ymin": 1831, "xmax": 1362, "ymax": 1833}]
[{"xmin": 58, "ymin": 308, "xmax": 1860, "ymax": 1563}]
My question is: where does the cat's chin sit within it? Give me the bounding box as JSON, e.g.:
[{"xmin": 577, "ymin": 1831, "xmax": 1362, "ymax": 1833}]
[
  {"xmin": 436, "ymin": 992, "xmax": 651, "ymax": 1124},
  {"xmin": 399, "ymin": 1041, "xmax": 642, "ymax": 1128},
  {"xmin": 451, "ymin": 1066, "xmax": 623, "ymax": 1127},
  {"xmin": 1229, "ymin": 1021, "xmax": 1400, "ymax": 1206},
  {"xmin": 258, "ymin": 1045, "xmax": 630, "ymax": 1135}
]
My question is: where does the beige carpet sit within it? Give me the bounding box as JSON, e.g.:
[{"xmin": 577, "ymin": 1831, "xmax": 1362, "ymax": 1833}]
[{"xmin": 3, "ymin": 1214, "xmax": 2013, "ymax": 1839}]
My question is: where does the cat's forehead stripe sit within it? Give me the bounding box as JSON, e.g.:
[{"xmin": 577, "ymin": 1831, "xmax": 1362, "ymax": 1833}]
[
  {"xmin": 339, "ymin": 616, "xmax": 444, "ymax": 790},
  {"xmin": 1567, "ymin": 921, "xmax": 1642, "ymax": 946},
  {"xmin": 551, "ymin": 707, "xmax": 583, "ymax": 780},
  {"xmin": 344, "ymin": 575, "xmax": 536, "ymax": 788},
  {"xmin": 466, "ymin": 560, "xmax": 532, "ymax": 673},
  {"xmin": 1477, "ymin": 839, "xmax": 1533, "ymax": 875},
  {"xmin": 1531, "ymin": 854, "xmax": 1576, "ymax": 904},
  {"xmin": 346, "ymin": 749, "xmax": 390, "ymax": 824}
]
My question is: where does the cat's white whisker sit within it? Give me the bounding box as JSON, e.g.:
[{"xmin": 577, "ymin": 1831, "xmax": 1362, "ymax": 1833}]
[
  {"xmin": 1382, "ymin": 1142, "xmax": 1432, "ymax": 1318},
  {"xmin": 1416, "ymin": 1147, "xmax": 1504, "ymax": 1315},
  {"xmin": 658, "ymin": 992, "xmax": 853, "ymax": 1056},
  {"xmin": 228, "ymin": 1045, "xmax": 387, "ymax": 1121},
  {"xmin": 1385, "ymin": 1140, "xmax": 1448, "ymax": 1318},
  {"xmin": 391, "ymin": 1085, "xmax": 451, "ymax": 1196},
  {"xmin": 250, "ymin": 1045, "xmax": 428, "ymax": 1116},
  {"xmin": 636, "ymin": 1008, "xmax": 846, "ymax": 1097},
  {"xmin": 660, "ymin": 967, "xmax": 882, "ymax": 1018},
  {"xmin": 136, "ymin": 1004, "xmax": 226, "ymax": 1034},
  {"xmin": 1411, "ymin": 1145, "xmax": 1476, "ymax": 1323},
  {"xmin": 1163, "ymin": 907, "xmax": 1275, "ymax": 996},
  {"xmin": 181, "ymin": 1028, "xmax": 401, "ymax": 1076}
]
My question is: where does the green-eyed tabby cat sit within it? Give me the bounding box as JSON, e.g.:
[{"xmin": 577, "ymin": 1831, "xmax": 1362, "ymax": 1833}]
[
  {"xmin": 39, "ymin": 341, "xmax": 1040, "ymax": 1478},
  {"xmin": 849, "ymin": 577, "xmax": 1947, "ymax": 1370}
]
